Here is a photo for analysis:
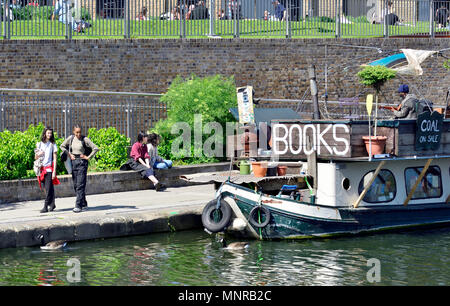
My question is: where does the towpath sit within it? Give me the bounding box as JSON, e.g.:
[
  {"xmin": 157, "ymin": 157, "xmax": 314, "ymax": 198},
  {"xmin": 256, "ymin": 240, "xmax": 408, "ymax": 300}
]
[{"xmin": 0, "ymin": 185, "xmax": 215, "ymax": 249}]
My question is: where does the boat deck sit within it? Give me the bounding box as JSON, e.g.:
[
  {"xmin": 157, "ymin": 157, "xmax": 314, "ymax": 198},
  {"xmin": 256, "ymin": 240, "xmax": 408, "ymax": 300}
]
[{"xmin": 180, "ymin": 170, "xmax": 306, "ymax": 185}]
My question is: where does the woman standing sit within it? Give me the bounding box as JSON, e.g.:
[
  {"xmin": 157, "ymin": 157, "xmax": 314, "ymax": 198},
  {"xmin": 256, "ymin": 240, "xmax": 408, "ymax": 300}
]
[
  {"xmin": 35, "ymin": 127, "xmax": 60, "ymax": 213},
  {"xmin": 60, "ymin": 125, "xmax": 99, "ymax": 213},
  {"xmin": 125, "ymin": 132, "xmax": 166, "ymax": 191}
]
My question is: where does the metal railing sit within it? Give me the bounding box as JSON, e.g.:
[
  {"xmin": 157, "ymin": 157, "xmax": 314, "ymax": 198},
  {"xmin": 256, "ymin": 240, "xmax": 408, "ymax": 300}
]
[
  {"xmin": 1, "ymin": 0, "xmax": 449, "ymax": 39},
  {"xmin": 0, "ymin": 88, "xmax": 165, "ymax": 143}
]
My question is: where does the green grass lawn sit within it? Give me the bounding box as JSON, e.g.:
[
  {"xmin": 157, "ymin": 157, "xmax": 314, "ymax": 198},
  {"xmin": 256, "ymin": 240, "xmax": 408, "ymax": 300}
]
[{"xmin": 1, "ymin": 19, "xmax": 446, "ymax": 39}]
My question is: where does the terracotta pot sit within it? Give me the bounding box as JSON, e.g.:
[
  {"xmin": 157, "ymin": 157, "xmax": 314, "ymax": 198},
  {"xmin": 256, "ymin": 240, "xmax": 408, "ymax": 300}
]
[
  {"xmin": 277, "ymin": 166, "xmax": 288, "ymax": 176},
  {"xmin": 362, "ymin": 136, "xmax": 387, "ymax": 156},
  {"xmin": 252, "ymin": 162, "xmax": 268, "ymax": 178}
]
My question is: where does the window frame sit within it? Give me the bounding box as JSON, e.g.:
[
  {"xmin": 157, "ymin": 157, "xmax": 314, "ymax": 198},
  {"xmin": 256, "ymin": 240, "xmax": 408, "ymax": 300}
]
[
  {"xmin": 404, "ymin": 165, "xmax": 443, "ymax": 200},
  {"xmin": 358, "ymin": 169, "xmax": 397, "ymax": 204}
]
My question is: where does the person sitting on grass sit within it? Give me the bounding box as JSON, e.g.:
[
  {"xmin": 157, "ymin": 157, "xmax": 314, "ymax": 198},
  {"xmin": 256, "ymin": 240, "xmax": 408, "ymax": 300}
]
[
  {"xmin": 52, "ymin": 0, "xmax": 83, "ymax": 32},
  {"xmin": 125, "ymin": 132, "xmax": 166, "ymax": 191},
  {"xmin": 147, "ymin": 133, "xmax": 173, "ymax": 170}
]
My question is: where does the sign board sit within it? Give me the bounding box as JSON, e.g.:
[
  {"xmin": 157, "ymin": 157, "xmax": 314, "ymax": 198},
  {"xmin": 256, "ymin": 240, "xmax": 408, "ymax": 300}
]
[
  {"xmin": 415, "ymin": 111, "xmax": 444, "ymax": 151},
  {"xmin": 272, "ymin": 122, "xmax": 351, "ymax": 158},
  {"xmin": 237, "ymin": 86, "xmax": 255, "ymax": 125}
]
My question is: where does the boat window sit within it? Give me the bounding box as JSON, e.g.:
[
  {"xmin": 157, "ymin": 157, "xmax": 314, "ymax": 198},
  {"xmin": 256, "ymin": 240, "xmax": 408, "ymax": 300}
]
[
  {"xmin": 404, "ymin": 166, "xmax": 442, "ymax": 200},
  {"xmin": 358, "ymin": 170, "xmax": 396, "ymax": 203}
]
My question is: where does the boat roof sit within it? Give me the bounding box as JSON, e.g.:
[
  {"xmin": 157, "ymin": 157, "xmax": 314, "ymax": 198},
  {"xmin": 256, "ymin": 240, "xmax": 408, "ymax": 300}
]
[{"xmin": 229, "ymin": 107, "xmax": 302, "ymax": 127}]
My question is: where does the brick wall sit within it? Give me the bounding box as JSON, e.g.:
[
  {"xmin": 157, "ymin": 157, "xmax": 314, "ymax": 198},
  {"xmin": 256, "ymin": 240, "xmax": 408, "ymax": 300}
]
[{"xmin": 0, "ymin": 38, "xmax": 448, "ymax": 105}]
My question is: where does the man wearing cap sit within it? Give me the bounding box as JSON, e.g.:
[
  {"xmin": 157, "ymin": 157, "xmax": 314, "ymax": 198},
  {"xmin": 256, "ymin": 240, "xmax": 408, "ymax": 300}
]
[{"xmin": 382, "ymin": 84, "xmax": 418, "ymax": 119}]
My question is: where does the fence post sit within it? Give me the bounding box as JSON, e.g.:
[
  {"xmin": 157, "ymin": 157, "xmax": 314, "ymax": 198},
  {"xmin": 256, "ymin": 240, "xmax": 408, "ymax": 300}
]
[
  {"xmin": 65, "ymin": 0, "xmax": 72, "ymax": 40},
  {"xmin": 2, "ymin": 2, "xmax": 5, "ymax": 39},
  {"xmin": 3, "ymin": 1, "xmax": 11, "ymax": 39},
  {"xmin": 180, "ymin": 0, "xmax": 186, "ymax": 38},
  {"xmin": 286, "ymin": 0, "xmax": 291, "ymax": 38},
  {"xmin": 208, "ymin": 0, "xmax": 215, "ymax": 36},
  {"xmin": 429, "ymin": 0, "xmax": 435, "ymax": 38},
  {"xmin": 335, "ymin": 0, "xmax": 340, "ymax": 38},
  {"xmin": 0, "ymin": 94, "xmax": 3, "ymax": 132},
  {"xmin": 124, "ymin": 0, "xmax": 130, "ymax": 38},
  {"xmin": 383, "ymin": 0, "xmax": 388, "ymax": 38},
  {"xmin": 126, "ymin": 100, "xmax": 132, "ymax": 141},
  {"xmin": 233, "ymin": 1, "xmax": 239, "ymax": 38}
]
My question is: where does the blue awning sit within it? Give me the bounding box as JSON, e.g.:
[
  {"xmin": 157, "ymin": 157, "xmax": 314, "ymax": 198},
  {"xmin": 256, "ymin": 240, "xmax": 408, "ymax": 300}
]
[{"xmin": 367, "ymin": 53, "xmax": 406, "ymax": 67}]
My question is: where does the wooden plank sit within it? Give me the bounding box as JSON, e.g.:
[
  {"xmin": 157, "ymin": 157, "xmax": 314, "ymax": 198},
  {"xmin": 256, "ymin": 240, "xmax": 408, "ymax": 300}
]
[
  {"xmin": 396, "ymin": 144, "xmax": 450, "ymax": 157},
  {"xmin": 403, "ymin": 159, "xmax": 433, "ymax": 206},
  {"xmin": 353, "ymin": 161, "xmax": 386, "ymax": 208},
  {"xmin": 398, "ymin": 134, "xmax": 416, "ymax": 146}
]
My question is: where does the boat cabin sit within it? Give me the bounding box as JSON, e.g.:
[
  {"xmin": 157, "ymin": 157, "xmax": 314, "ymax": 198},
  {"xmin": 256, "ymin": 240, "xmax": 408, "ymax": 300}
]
[{"xmin": 221, "ymin": 116, "xmax": 450, "ymax": 209}]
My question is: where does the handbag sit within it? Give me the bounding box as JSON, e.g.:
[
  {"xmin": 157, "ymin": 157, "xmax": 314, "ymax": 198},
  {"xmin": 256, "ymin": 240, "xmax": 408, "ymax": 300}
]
[{"xmin": 33, "ymin": 143, "xmax": 43, "ymax": 177}]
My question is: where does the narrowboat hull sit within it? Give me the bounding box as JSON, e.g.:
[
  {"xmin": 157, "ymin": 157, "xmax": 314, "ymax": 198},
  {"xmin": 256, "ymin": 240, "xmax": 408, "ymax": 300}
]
[{"xmin": 220, "ymin": 182, "xmax": 450, "ymax": 239}]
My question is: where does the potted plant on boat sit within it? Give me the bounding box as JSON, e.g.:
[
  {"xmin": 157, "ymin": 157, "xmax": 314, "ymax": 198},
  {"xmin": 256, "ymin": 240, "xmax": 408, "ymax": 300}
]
[{"xmin": 357, "ymin": 65, "xmax": 396, "ymax": 155}]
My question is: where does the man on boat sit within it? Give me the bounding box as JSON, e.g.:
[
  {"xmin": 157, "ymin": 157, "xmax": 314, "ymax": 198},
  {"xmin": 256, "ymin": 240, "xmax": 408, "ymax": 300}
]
[{"xmin": 381, "ymin": 84, "xmax": 418, "ymax": 119}]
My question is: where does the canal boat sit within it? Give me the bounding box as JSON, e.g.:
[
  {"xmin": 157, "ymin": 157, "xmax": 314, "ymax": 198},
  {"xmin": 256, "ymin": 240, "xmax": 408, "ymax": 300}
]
[{"xmin": 194, "ymin": 115, "xmax": 450, "ymax": 239}]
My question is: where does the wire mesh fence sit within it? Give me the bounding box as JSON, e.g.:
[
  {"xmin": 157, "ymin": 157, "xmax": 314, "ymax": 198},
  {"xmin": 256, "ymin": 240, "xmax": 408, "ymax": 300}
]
[
  {"xmin": 1, "ymin": 0, "xmax": 448, "ymax": 39},
  {"xmin": 0, "ymin": 89, "xmax": 166, "ymax": 143}
]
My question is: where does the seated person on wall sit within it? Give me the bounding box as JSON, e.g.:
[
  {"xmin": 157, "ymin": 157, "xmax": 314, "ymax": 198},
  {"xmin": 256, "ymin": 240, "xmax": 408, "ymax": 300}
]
[
  {"xmin": 52, "ymin": 0, "xmax": 83, "ymax": 32},
  {"xmin": 380, "ymin": 84, "xmax": 418, "ymax": 119},
  {"xmin": 147, "ymin": 133, "xmax": 173, "ymax": 170},
  {"xmin": 121, "ymin": 132, "xmax": 167, "ymax": 191}
]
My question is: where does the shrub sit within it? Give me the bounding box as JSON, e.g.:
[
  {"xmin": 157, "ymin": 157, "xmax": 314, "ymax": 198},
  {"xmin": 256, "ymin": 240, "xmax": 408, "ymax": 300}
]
[
  {"xmin": 87, "ymin": 127, "xmax": 130, "ymax": 171},
  {"xmin": 35, "ymin": 6, "xmax": 54, "ymax": 20},
  {"xmin": 0, "ymin": 123, "xmax": 66, "ymax": 181},
  {"xmin": 357, "ymin": 65, "xmax": 396, "ymax": 92},
  {"xmin": 0, "ymin": 124, "xmax": 129, "ymax": 181},
  {"xmin": 12, "ymin": 6, "xmax": 34, "ymax": 20},
  {"xmin": 78, "ymin": 7, "xmax": 92, "ymax": 21},
  {"xmin": 152, "ymin": 74, "xmax": 237, "ymax": 164}
]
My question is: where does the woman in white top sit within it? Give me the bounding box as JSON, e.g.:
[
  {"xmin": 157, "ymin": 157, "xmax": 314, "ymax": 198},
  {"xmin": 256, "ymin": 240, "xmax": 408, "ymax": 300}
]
[{"xmin": 35, "ymin": 127, "xmax": 59, "ymax": 213}]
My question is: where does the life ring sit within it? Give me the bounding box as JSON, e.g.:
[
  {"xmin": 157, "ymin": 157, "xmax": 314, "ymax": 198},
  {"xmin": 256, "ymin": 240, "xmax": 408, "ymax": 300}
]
[
  {"xmin": 248, "ymin": 205, "xmax": 271, "ymax": 228},
  {"xmin": 201, "ymin": 199, "xmax": 232, "ymax": 233}
]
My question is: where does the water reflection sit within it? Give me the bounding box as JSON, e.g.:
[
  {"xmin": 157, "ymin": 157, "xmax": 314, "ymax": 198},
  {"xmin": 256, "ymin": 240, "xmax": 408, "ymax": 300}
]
[{"xmin": 1, "ymin": 228, "xmax": 450, "ymax": 285}]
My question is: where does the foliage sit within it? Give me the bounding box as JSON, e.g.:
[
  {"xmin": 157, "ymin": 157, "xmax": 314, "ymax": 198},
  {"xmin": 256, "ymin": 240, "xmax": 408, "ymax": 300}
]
[
  {"xmin": 12, "ymin": 6, "xmax": 34, "ymax": 20},
  {"xmin": 346, "ymin": 15, "xmax": 370, "ymax": 23},
  {"xmin": 35, "ymin": 6, "xmax": 54, "ymax": 20},
  {"xmin": 357, "ymin": 65, "xmax": 397, "ymax": 92},
  {"xmin": 7, "ymin": 6, "xmax": 91, "ymax": 21},
  {"xmin": 152, "ymin": 74, "xmax": 237, "ymax": 164},
  {"xmin": 0, "ymin": 123, "xmax": 66, "ymax": 180},
  {"xmin": 87, "ymin": 127, "xmax": 130, "ymax": 172},
  {"xmin": 444, "ymin": 59, "xmax": 450, "ymax": 70},
  {"xmin": 0, "ymin": 124, "xmax": 129, "ymax": 181},
  {"xmin": 78, "ymin": 7, "xmax": 92, "ymax": 21}
]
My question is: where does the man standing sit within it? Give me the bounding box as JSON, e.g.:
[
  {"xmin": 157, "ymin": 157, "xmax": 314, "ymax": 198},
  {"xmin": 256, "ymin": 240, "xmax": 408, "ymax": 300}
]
[
  {"xmin": 272, "ymin": 0, "xmax": 286, "ymax": 21},
  {"xmin": 382, "ymin": 84, "xmax": 418, "ymax": 119},
  {"xmin": 61, "ymin": 125, "xmax": 99, "ymax": 213}
]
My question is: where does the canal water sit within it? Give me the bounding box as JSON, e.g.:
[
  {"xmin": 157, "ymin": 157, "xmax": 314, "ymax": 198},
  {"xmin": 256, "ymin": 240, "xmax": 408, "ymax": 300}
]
[{"xmin": 1, "ymin": 227, "xmax": 450, "ymax": 286}]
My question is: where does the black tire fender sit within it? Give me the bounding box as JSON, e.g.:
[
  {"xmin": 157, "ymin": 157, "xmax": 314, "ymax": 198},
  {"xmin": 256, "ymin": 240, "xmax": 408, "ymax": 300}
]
[
  {"xmin": 248, "ymin": 205, "xmax": 271, "ymax": 228},
  {"xmin": 201, "ymin": 199, "xmax": 232, "ymax": 233}
]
